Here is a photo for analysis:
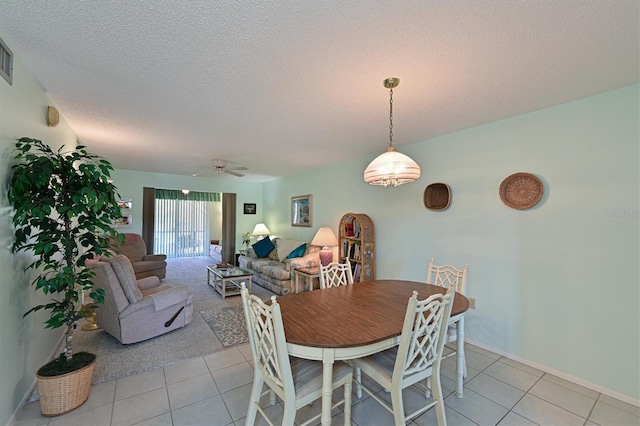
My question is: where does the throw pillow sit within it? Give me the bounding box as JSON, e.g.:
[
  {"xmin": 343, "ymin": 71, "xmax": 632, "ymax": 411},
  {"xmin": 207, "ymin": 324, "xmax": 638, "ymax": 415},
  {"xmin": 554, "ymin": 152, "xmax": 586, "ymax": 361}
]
[
  {"xmin": 276, "ymin": 239, "xmax": 306, "ymax": 262},
  {"xmin": 287, "ymin": 243, "xmax": 306, "ymax": 259},
  {"xmin": 252, "ymin": 236, "xmax": 275, "ymax": 258}
]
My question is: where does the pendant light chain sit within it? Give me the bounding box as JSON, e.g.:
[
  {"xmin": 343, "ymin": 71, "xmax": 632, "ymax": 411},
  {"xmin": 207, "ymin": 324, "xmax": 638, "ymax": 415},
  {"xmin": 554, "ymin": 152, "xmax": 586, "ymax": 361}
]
[
  {"xmin": 363, "ymin": 76, "xmax": 421, "ymax": 187},
  {"xmin": 388, "ymin": 87, "xmax": 394, "ymax": 147}
]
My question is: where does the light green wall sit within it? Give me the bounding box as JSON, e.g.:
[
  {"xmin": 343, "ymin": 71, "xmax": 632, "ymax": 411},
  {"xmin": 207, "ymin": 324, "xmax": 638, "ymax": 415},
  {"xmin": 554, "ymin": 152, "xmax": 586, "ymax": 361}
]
[
  {"xmin": 263, "ymin": 84, "xmax": 640, "ymax": 401},
  {"xmin": 0, "ymin": 38, "xmax": 79, "ymax": 425}
]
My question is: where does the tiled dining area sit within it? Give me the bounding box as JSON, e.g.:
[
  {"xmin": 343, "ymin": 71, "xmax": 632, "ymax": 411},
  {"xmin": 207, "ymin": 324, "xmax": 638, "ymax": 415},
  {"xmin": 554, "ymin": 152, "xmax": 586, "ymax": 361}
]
[{"xmin": 14, "ymin": 342, "xmax": 639, "ymax": 426}]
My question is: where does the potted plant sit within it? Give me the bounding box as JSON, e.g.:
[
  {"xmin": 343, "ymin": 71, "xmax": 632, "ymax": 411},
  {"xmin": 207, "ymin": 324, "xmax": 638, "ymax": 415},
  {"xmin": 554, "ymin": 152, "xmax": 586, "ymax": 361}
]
[
  {"xmin": 7, "ymin": 137, "xmax": 123, "ymax": 416},
  {"xmin": 242, "ymin": 231, "xmax": 251, "ymax": 249}
]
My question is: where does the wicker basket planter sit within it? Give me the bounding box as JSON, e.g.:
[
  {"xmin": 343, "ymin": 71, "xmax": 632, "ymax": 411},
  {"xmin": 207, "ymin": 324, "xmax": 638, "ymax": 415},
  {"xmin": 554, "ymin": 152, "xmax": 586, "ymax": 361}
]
[{"xmin": 37, "ymin": 354, "xmax": 96, "ymax": 416}]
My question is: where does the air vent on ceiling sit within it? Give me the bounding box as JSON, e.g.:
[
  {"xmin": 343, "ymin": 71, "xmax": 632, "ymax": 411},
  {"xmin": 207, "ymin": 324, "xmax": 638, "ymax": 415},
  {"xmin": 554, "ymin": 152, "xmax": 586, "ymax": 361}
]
[{"xmin": 0, "ymin": 36, "xmax": 13, "ymax": 85}]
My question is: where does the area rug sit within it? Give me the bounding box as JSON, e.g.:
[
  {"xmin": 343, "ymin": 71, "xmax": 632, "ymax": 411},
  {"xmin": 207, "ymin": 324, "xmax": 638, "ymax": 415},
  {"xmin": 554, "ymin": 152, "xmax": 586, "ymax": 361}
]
[{"xmin": 200, "ymin": 305, "xmax": 249, "ymax": 348}]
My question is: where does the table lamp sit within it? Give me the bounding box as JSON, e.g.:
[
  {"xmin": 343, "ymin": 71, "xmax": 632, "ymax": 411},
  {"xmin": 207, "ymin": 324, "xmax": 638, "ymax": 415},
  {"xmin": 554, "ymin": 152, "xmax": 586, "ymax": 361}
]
[
  {"xmin": 311, "ymin": 227, "xmax": 339, "ymax": 266},
  {"xmin": 252, "ymin": 223, "xmax": 270, "ymax": 241}
]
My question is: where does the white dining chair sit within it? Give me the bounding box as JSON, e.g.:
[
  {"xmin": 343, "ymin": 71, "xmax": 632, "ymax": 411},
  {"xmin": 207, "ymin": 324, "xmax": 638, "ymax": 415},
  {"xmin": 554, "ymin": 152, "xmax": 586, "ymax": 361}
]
[
  {"xmin": 352, "ymin": 287, "xmax": 455, "ymax": 426},
  {"xmin": 318, "ymin": 260, "xmax": 364, "ymax": 398},
  {"xmin": 240, "ymin": 283, "xmax": 353, "ymax": 426},
  {"xmin": 319, "ymin": 260, "xmax": 353, "ymax": 289},
  {"xmin": 425, "ymin": 258, "xmax": 468, "ymax": 397}
]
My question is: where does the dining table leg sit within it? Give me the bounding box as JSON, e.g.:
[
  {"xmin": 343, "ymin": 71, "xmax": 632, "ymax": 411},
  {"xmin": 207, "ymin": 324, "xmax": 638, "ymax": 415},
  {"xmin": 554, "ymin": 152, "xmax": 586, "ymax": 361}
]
[
  {"xmin": 321, "ymin": 349, "xmax": 335, "ymax": 425},
  {"xmin": 455, "ymin": 316, "xmax": 465, "ymax": 398}
]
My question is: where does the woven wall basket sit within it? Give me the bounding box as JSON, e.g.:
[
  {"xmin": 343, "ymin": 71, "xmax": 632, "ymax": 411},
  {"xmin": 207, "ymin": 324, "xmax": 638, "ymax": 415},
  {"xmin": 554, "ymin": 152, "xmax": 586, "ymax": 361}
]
[
  {"xmin": 424, "ymin": 183, "xmax": 451, "ymax": 210},
  {"xmin": 37, "ymin": 357, "xmax": 96, "ymax": 416},
  {"xmin": 499, "ymin": 172, "xmax": 544, "ymax": 210}
]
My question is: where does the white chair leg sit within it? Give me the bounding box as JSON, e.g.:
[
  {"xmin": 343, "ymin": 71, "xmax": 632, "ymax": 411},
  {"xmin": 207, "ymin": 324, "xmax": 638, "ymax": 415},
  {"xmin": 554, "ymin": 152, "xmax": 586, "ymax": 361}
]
[
  {"xmin": 390, "ymin": 382, "xmax": 405, "ymax": 426},
  {"xmin": 355, "ymin": 366, "xmax": 363, "ymax": 398},
  {"xmin": 456, "ymin": 317, "xmax": 465, "ymax": 398},
  {"xmin": 246, "ymin": 376, "xmax": 263, "ymax": 426},
  {"xmin": 282, "ymin": 401, "xmax": 297, "ymax": 426},
  {"xmin": 343, "ymin": 379, "xmax": 352, "ymax": 426},
  {"xmin": 268, "ymin": 389, "xmax": 276, "ymax": 406},
  {"xmin": 425, "ymin": 377, "xmax": 432, "ymax": 399},
  {"xmin": 432, "ymin": 373, "xmax": 447, "ymax": 426}
]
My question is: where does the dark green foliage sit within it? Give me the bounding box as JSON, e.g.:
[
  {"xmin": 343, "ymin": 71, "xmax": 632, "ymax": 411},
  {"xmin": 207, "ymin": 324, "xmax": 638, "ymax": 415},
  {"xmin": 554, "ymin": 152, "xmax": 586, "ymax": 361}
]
[
  {"xmin": 37, "ymin": 352, "xmax": 96, "ymax": 377},
  {"xmin": 8, "ymin": 137, "xmax": 124, "ymax": 363}
]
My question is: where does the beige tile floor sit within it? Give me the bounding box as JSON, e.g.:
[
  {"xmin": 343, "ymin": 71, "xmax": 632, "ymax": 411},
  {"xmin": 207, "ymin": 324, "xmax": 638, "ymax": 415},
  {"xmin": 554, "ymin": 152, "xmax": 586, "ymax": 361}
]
[{"xmin": 14, "ymin": 343, "xmax": 640, "ymax": 426}]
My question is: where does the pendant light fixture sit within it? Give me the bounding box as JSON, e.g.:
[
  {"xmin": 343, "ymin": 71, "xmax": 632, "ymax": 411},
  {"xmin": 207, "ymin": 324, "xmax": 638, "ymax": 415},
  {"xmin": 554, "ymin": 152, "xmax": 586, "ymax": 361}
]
[{"xmin": 364, "ymin": 77, "xmax": 421, "ymax": 187}]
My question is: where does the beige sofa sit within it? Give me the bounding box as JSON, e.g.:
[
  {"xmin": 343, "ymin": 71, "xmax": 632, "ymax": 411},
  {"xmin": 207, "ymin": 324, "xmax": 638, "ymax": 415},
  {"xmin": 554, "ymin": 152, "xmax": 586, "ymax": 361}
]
[
  {"xmin": 92, "ymin": 255, "xmax": 193, "ymax": 344},
  {"xmin": 238, "ymin": 238, "xmax": 320, "ymax": 295}
]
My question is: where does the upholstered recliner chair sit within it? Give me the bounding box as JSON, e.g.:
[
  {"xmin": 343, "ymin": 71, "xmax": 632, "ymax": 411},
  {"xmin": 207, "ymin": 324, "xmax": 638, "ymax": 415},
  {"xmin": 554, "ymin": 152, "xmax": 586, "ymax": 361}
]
[
  {"xmin": 92, "ymin": 255, "xmax": 193, "ymax": 344},
  {"xmin": 110, "ymin": 233, "xmax": 167, "ymax": 279}
]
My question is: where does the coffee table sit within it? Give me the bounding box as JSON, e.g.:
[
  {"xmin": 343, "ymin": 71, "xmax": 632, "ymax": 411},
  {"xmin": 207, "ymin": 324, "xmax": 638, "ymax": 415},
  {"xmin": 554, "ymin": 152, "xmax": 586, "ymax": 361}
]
[{"xmin": 206, "ymin": 265, "xmax": 252, "ymax": 299}]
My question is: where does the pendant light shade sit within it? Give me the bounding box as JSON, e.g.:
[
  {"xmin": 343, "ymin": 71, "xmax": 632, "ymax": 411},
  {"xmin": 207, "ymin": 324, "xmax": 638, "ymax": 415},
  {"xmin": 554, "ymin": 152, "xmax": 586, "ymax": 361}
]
[
  {"xmin": 364, "ymin": 146, "xmax": 421, "ymax": 187},
  {"xmin": 364, "ymin": 77, "xmax": 421, "ymax": 187}
]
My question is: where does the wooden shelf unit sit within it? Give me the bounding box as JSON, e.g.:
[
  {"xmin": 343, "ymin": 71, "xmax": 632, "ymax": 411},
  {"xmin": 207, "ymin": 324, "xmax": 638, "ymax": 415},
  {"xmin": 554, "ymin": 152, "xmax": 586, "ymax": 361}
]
[{"xmin": 338, "ymin": 213, "xmax": 375, "ymax": 282}]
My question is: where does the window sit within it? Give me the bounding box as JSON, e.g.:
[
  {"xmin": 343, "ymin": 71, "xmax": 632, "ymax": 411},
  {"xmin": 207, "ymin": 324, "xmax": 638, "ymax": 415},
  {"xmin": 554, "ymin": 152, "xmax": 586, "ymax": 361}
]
[
  {"xmin": 0, "ymin": 36, "xmax": 13, "ymax": 85},
  {"xmin": 155, "ymin": 198, "xmax": 209, "ymax": 258}
]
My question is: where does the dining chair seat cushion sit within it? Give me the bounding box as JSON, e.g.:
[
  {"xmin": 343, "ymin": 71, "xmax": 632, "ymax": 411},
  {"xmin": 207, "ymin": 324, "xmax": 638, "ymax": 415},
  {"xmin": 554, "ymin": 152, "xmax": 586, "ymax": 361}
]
[
  {"xmin": 353, "ymin": 346, "xmax": 398, "ymax": 385},
  {"xmin": 290, "ymin": 357, "xmax": 353, "ymax": 399}
]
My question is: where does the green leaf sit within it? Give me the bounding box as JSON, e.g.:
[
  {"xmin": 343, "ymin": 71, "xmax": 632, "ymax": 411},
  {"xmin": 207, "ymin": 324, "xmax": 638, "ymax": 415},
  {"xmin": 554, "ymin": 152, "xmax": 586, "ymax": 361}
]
[{"xmin": 8, "ymin": 137, "xmax": 121, "ymax": 356}]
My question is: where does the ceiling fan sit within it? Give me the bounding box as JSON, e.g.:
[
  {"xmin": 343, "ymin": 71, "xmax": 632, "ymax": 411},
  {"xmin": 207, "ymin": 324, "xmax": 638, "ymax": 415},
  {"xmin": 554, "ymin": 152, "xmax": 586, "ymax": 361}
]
[{"xmin": 191, "ymin": 159, "xmax": 248, "ymax": 177}]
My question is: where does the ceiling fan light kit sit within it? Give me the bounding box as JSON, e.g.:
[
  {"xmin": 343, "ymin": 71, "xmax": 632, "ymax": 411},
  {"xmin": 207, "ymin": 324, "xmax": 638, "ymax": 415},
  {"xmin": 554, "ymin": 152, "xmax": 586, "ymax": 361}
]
[
  {"xmin": 364, "ymin": 77, "xmax": 421, "ymax": 187},
  {"xmin": 191, "ymin": 159, "xmax": 248, "ymax": 177}
]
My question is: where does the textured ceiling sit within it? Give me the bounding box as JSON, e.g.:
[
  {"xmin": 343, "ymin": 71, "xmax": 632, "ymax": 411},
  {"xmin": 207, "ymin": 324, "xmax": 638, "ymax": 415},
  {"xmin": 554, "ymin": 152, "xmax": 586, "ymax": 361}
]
[{"xmin": 1, "ymin": 1, "xmax": 638, "ymax": 182}]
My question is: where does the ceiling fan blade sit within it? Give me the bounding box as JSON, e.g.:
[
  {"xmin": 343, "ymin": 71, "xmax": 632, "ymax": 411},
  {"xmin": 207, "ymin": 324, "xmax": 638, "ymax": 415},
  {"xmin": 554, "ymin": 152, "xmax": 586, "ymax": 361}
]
[
  {"xmin": 224, "ymin": 169, "xmax": 245, "ymax": 177},
  {"xmin": 229, "ymin": 166, "xmax": 248, "ymax": 171},
  {"xmin": 188, "ymin": 164, "xmax": 210, "ymax": 169}
]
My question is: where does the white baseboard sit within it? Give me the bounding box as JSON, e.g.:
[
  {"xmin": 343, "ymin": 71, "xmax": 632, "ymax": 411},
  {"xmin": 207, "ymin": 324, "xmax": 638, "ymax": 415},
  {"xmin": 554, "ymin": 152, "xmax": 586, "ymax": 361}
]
[
  {"xmin": 8, "ymin": 333, "xmax": 66, "ymax": 426},
  {"xmin": 465, "ymin": 338, "xmax": 640, "ymax": 408}
]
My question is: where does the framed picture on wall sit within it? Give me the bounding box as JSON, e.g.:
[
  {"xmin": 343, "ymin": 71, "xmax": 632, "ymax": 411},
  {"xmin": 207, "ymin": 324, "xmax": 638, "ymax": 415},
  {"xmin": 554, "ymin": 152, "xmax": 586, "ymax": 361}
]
[
  {"xmin": 117, "ymin": 198, "xmax": 133, "ymax": 209},
  {"xmin": 115, "ymin": 214, "xmax": 132, "ymax": 228},
  {"xmin": 291, "ymin": 194, "xmax": 312, "ymax": 227},
  {"xmin": 244, "ymin": 203, "xmax": 257, "ymax": 214}
]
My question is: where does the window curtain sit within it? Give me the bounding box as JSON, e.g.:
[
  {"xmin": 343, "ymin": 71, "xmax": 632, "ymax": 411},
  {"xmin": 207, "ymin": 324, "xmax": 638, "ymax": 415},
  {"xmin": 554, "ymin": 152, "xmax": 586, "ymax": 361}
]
[
  {"xmin": 155, "ymin": 189, "xmax": 221, "ymax": 202},
  {"xmin": 153, "ymin": 189, "xmax": 220, "ymax": 259},
  {"xmin": 142, "ymin": 187, "xmax": 156, "ymax": 254}
]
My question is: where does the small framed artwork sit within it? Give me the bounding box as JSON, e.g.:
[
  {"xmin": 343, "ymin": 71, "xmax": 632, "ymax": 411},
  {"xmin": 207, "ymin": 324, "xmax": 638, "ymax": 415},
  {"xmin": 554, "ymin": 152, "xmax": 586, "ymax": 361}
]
[
  {"xmin": 244, "ymin": 203, "xmax": 257, "ymax": 215},
  {"xmin": 117, "ymin": 198, "xmax": 133, "ymax": 210},
  {"xmin": 291, "ymin": 194, "xmax": 312, "ymax": 227},
  {"xmin": 115, "ymin": 214, "xmax": 132, "ymax": 228}
]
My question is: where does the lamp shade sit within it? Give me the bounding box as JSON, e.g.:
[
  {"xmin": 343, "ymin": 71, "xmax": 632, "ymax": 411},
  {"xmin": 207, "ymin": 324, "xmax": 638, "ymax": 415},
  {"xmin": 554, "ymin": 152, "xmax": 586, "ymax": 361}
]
[
  {"xmin": 251, "ymin": 223, "xmax": 270, "ymax": 236},
  {"xmin": 363, "ymin": 146, "xmax": 421, "ymax": 187},
  {"xmin": 311, "ymin": 227, "xmax": 338, "ymax": 247}
]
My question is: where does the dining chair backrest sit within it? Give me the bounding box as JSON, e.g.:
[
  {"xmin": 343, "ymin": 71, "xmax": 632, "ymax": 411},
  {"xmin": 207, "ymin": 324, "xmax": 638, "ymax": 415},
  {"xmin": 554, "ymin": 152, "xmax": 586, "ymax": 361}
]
[
  {"xmin": 319, "ymin": 260, "xmax": 353, "ymax": 289},
  {"xmin": 426, "ymin": 258, "xmax": 468, "ymax": 295},
  {"xmin": 241, "ymin": 284, "xmax": 293, "ymax": 400},
  {"xmin": 394, "ymin": 286, "xmax": 455, "ymax": 384}
]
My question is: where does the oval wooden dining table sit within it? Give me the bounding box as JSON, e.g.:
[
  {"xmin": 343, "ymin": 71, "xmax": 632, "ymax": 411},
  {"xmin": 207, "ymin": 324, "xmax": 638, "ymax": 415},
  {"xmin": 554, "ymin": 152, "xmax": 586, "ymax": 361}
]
[{"xmin": 276, "ymin": 279, "xmax": 470, "ymax": 426}]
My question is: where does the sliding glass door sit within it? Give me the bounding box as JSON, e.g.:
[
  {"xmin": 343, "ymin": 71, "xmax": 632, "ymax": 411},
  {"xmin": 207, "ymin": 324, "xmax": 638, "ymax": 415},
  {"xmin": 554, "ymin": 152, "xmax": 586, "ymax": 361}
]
[{"xmin": 154, "ymin": 198, "xmax": 209, "ymax": 258}]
